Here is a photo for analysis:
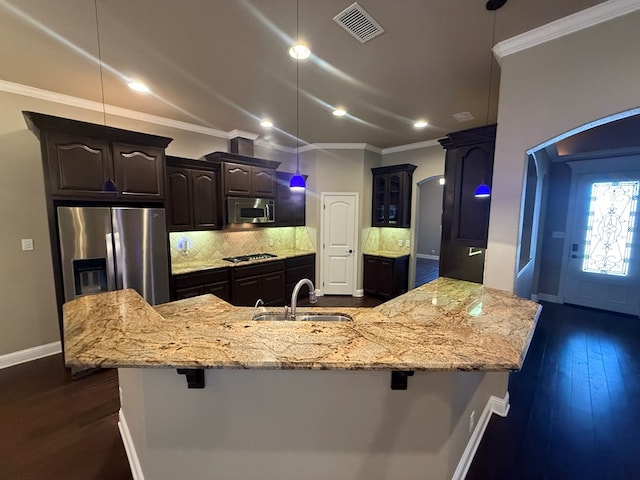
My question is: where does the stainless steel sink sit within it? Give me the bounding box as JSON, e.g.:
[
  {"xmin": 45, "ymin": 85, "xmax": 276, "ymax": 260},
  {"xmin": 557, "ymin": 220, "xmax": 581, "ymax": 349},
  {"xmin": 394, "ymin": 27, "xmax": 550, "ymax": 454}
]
[{"xmin": 252, "ymin": 312, "xmax": 352, "ymax": 322}]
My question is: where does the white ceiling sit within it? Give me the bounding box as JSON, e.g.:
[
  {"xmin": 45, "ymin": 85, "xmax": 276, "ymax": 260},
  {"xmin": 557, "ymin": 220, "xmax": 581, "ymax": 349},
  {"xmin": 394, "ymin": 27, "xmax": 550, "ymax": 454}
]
[{"xmin": 0, "ymin": 0, "xmax": 605, "ymax": 149}]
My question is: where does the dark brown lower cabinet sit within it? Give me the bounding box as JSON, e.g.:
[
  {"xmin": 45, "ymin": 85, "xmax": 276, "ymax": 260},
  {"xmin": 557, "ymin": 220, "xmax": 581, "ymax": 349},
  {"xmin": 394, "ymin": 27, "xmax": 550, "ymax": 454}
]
[
  {"xmin": 363, "ymin": 254, "xmax": 409, "ymax": 299},
  {"xmin": 285, "ymin": 254, "xmax": 315, "ymax": 301},
  {"xmin": 172, "ymin": 255, "xmax": 314, "ymax": 307},
  {"xmin": 231, "ymin": 261, "xmax": 285, "ymax": 306},
  {"xmin": 172, "ymin": 268, "xmax": 230, "ymax": 302}
]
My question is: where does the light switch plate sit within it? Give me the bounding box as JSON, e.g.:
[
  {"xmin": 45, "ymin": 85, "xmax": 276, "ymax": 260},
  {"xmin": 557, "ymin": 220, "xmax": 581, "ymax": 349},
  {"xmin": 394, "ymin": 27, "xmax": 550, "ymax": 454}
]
[
  {"xmin": 21, "ymin": 238, "xmax": 34, "ymax": 251},
  {"xmin": 405, "ymin": 239, "xmax": 410, "ymax": 247},
  {"xmin": 398, "ymin": 240, "xmax": 403, "ymax": 247}
]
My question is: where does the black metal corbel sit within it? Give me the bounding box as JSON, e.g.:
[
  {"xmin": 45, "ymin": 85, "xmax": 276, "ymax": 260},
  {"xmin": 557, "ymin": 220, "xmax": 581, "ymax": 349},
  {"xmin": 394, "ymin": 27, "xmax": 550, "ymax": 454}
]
[
  {"xmin": 177, "ymin": 368, "xmax": 205, "ymax": 389},
  {"xmin": 391, "ymin": 370, "xmax": 414, "ymax": 390}
]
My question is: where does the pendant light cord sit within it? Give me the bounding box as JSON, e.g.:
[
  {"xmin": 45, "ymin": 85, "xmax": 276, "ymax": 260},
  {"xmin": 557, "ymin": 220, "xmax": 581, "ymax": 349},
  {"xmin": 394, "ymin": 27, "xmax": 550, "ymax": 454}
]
[
  {"xmin": 295, "ymin": 0, "xmax": 300, "ymax": 175},
  {"xmin": 94, "ymin": 0, "xmax": 106, "ymax": 125},
  {"xmin": 486, "ymin": 9, "xmax": 497, "ymax": 125}
]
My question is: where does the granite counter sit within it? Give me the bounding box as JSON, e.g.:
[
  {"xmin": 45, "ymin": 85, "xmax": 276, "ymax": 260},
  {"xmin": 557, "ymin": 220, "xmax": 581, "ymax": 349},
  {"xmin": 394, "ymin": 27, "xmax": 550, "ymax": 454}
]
[
  {"xmin": 63, "ymin": 277, "xmax": 541, "ymax": 372},
  {"xmin": 171, "ymin": 249, "xmax": 315, "ymax": 275}
]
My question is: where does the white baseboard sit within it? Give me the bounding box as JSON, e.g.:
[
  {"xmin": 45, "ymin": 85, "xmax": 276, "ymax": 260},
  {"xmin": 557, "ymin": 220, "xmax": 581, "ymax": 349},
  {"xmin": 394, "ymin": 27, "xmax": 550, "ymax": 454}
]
[
  {"xmin": 0, "ymin": 341, "xmax": 62, "ymax": 369},
  {"xmin": 354, "ymin": 289, "xmax": 364, "ymax": 297},
  {"xmin": 416, "ymin": 253, "xmax": 439, "ymax": 260},
  {"xmin": 451, "ymin": 391, "xmax": 510, "ymax": 480},
  {"xmin": 118, "ymin": 409, "xmax": 145, "ymax": 480},
  {"xmin": 537, "ymin": 293, "xmax": 562, "ymax": 303}
]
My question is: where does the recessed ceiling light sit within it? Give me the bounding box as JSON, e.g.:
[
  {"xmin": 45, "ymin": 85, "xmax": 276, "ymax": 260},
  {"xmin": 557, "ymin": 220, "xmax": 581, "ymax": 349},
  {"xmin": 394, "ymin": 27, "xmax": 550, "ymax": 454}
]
[
  {"xmin": 332, "ymin": 108, "xmax": 347, "ymax": 117},
  {"xmin": 288, "ymin": 43, "xmax": 311, "ymax": 60},
  {"xmin": 414, "ymin": 120, "xmax": 428, "ymax": 128},
  {"xmin": 127, "ymin": 81, "xmax": 150, "ymax": 93},
  {"xmin": 260, "ymin": 119, "xmax": 273, "ymax": 128}
]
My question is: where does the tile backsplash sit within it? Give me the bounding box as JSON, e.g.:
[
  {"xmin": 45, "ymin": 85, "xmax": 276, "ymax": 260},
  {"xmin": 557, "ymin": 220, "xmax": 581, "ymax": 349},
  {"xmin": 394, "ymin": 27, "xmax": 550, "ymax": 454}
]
[
  {"xmin": 170, "ymin": 227, "xmax": 314, "ymax": 265},
  {"xmin": 364, "ymin": 227, "xmax": 411, "ymax": 253}
]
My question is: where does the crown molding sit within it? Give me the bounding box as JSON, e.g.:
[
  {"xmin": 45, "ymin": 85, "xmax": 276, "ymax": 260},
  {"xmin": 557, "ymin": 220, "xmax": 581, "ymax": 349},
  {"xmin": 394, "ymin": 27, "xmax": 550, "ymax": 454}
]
[
  {"xmin": 228, "ymin": 129, "xmax": 259, "ymax": 141},
  {"xmin": 300, "ymin": 143, "xmax": 382, "ymax": 154},
  {"xmin": 1, "ymin": 79, "xmax": 231, "ymax": 138},
  {"xmin": 494, "ymin": 0, "xmax": 640, "ymax": 66},
  {"xmin": 3, "ymin": 78, "xmax": 443, "ymax": 156},
  {"xmin": 381, "ymin": 139, "xmax": 441, "ymax": 154}
]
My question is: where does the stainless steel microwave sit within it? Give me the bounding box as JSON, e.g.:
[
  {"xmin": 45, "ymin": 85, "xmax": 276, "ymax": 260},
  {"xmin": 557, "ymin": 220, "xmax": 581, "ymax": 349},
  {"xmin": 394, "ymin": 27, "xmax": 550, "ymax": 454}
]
[{"xmin": 227, "ymin": 197, "xmax": 275, "ymax": 224}]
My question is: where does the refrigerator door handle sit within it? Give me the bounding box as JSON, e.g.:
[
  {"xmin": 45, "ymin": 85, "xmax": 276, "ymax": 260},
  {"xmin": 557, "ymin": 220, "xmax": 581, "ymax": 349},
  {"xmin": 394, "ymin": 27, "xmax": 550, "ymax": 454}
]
[
  {"xmin": 113, "ymin": 231, "xmax": 124, "ymax": 290},
  {"xmin": 105, "ymin": 233, "xmax": 117, "ymax": 291}
]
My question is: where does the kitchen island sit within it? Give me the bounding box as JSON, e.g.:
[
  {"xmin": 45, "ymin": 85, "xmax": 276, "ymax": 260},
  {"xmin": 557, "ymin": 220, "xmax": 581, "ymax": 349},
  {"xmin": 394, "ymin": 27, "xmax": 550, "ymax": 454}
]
[{"xmin": 63, "ymin": 278, "xmax": 540, "ymax": 480}]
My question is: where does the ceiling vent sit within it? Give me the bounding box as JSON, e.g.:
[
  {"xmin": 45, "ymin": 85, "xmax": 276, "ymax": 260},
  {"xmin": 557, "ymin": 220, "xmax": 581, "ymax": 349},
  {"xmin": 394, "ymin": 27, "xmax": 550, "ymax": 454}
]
[
  {"xmin": 333, "ymin": 3, "xmax": 385, "ymax": 44},
  {"xmin": 453, "ymin": 111, "xmax": 475, "ymax": 122}
]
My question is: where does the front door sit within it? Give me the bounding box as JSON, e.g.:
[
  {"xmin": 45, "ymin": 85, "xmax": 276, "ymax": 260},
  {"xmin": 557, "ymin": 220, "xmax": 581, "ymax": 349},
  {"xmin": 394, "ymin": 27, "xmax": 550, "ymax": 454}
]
[
  {"xmin": 564, "ymin": 173, "xmax": 640, "ymax": 315},
  {"xmin": 322, "ymin": 193, "xmax": 358, "ymax": 295}
]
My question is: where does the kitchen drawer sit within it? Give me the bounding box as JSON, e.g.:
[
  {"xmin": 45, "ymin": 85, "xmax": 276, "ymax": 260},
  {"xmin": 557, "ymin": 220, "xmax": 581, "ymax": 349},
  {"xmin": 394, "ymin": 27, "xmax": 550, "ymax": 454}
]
[{"xmin": 232, "ymin": 260, "xmax": 284, "ymax": 279}]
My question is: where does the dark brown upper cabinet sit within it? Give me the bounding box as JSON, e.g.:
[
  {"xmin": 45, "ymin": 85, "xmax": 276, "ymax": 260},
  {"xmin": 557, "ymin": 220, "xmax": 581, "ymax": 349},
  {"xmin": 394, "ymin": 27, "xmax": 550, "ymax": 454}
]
[
  {"xmin": 202, "ymin": 152, "xmax": 280, "ymax": 199},
  {"xmin": 371, "ymin": 164, "xmax": 416, "ymax": 228},
  {"xmin": 165, "ymin": 156, "xmax": 222, "ymax": 232},
  {"xmin": 438, "ymin": 124, "xmax": 495, "ymax": 284},
  {"xmin": 275, "ymin": 171, "xmax": 306, "ymax": 227},
  {"xmin": 44, "ymin": 132, "xmax": 113, "ymax": 198},
  {"xmin": 113, "ymin": 143, "xmax": 165, "ymax": 200},
  {"xmin": 222, "ymin": 161, "xmax": 275, "ymax": 197},
  {"xmin": 23, "ymin": 111, "xmax": 172, "ymax": 202},
  {"xmin": 439, "ymin": 124, "xmax": 495, "ymax": 249}
]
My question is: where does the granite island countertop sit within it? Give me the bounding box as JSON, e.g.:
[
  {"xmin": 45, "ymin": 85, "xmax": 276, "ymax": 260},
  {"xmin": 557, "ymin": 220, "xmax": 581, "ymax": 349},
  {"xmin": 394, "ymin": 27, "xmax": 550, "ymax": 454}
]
[{"xmin": 63, "ymin": 277, "xmax": 541, "ymax": 371}]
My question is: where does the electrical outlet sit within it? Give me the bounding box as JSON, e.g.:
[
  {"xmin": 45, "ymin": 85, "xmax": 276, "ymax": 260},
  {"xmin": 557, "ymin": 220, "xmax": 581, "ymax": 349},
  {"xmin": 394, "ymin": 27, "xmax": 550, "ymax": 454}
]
[
  {"xmin": 21, "ymin": 239, "xmax": 34, "ymax": 251},
  {"xmin": 405, "ymin": 239, "xmax": 410, "ymax": 247},
  {"xmin": 398, "ymin": 240, "xmax": 403, "ymax": 247},
  {"xmin": 469, "ymin": 410, "xmax": 476, "ymax": 433},
  {"xmin": 269, "ymin": 239, "xmax": 274, "ymax": 247}
]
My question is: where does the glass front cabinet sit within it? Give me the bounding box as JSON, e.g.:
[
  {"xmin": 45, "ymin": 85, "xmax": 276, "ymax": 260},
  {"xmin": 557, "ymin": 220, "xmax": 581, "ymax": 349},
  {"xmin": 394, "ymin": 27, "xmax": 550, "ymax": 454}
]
[{"xmin": 371, "ymin": 164, "xmax": 416, "ymax": 228}]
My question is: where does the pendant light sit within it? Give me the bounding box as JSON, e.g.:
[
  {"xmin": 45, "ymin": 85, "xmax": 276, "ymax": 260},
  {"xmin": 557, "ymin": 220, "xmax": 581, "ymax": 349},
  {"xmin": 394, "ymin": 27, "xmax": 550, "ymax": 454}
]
[
  {"xmin": 95, "ymin": 0, "xmax": 117, "ymax": 192},
  {"xmin": 475, "ymin": 183, "xmax": 491, "ymax": 198},
  {"xmin": 475, "ymin": 6, "xmax": 500, "ymax": 199},
  {"xmin": 289, "ymin": 0, "xmax": 306, "ymax": 192}
]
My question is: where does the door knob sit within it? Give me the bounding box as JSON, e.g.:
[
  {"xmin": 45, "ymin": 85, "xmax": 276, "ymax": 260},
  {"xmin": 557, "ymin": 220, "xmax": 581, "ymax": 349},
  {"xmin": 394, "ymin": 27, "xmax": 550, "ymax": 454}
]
[{"xmin": 347, "ymin": 249, "xmax": 353, "ymax": 254}]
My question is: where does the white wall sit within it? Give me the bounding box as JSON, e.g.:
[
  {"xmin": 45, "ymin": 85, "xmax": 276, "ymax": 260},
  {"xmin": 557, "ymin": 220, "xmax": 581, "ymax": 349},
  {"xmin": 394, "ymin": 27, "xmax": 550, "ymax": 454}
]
[
  {"xmin": 119, "ymin": 368, "xmax": 508, "ymax": 480},
  {"xmin": 486, "ymin": 9, "xmax": 640, "ymax": 291}
]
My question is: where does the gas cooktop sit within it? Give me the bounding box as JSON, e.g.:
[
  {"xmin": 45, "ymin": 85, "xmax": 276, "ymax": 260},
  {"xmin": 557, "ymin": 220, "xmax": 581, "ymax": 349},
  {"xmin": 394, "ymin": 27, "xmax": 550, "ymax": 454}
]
[{"xmin": 222, "ymin": 253, "xmax": 278, "ymax": 263}]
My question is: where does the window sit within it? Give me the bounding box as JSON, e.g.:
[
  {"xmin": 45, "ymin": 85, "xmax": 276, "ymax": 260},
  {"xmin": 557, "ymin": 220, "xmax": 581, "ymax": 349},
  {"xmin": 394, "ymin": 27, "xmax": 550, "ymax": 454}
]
[{"xmin": 582, "ymin": 180, "xmax": 639, "ymax": 276}]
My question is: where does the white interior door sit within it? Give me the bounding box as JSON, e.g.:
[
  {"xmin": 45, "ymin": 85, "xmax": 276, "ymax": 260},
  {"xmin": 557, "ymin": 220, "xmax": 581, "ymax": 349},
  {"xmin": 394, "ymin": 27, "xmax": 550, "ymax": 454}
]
[
  {"xmin": 322, "ymin": 193, "xmax": 358, "ymax": 295},
  {"xmin": 564, "ymin": 172, "xmax": 640, "ymax": 315}
]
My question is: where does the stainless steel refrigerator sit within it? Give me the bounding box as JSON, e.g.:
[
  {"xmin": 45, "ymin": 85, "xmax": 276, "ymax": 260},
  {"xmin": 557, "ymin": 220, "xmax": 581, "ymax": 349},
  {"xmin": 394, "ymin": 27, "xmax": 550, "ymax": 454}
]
[{"xmin": 57, "ymin": 206, "xmax": 170, "ymax": 306}]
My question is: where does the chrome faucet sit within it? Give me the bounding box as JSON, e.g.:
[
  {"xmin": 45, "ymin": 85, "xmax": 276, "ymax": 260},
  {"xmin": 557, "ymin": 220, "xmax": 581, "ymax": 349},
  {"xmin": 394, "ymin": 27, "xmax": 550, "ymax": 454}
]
[{"xmin": 290, "ymin": 278, "xmax": 317, "ymax": 319}]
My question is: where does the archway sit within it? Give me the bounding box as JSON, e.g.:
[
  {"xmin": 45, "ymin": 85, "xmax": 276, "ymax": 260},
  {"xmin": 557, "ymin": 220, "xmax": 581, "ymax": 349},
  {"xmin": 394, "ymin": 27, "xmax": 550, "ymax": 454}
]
[
  {"xmin": 523, "ymin": 111, "xmax": 640, "ymax": 315},
  {"xmin": 414, "ymin": 175, "xmax": 444, "ymax": 287}
]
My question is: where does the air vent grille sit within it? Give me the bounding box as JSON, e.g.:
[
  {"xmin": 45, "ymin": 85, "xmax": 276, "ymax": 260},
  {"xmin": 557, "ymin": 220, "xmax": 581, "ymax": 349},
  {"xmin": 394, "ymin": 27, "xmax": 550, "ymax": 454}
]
[
  {"xmin": 333, "ymin": 2, "xmax": 385, "ymax": 44},
  {"xmin": 453, "ymin": 111, "xmax": 475, "ymax": 122}
]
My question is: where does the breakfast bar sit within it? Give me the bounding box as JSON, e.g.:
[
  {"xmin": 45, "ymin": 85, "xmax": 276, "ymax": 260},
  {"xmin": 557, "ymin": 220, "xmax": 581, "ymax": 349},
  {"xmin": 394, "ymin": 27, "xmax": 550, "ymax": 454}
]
[{"xmin": 63, "ymin": 278, "xmax": 540, "ymax": 480}]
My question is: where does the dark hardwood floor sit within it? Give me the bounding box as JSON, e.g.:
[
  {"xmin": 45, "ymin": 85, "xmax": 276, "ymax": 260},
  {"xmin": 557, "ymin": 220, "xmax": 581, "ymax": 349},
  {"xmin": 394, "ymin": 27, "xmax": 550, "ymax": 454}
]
[
  {"xmin": 415, "ymin": 257, "xmax": 439, "ymax": 287},
  {"xmin": 467, "ymin": 301, "xmax": 640, "ymax": 480},
  {"xmin": 0, "ymin": 355, "xmax": 132, "ymax": 480},
  {"xmin": 5, "ymin": 299, "xmax": 637, "ymax": 480}
]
